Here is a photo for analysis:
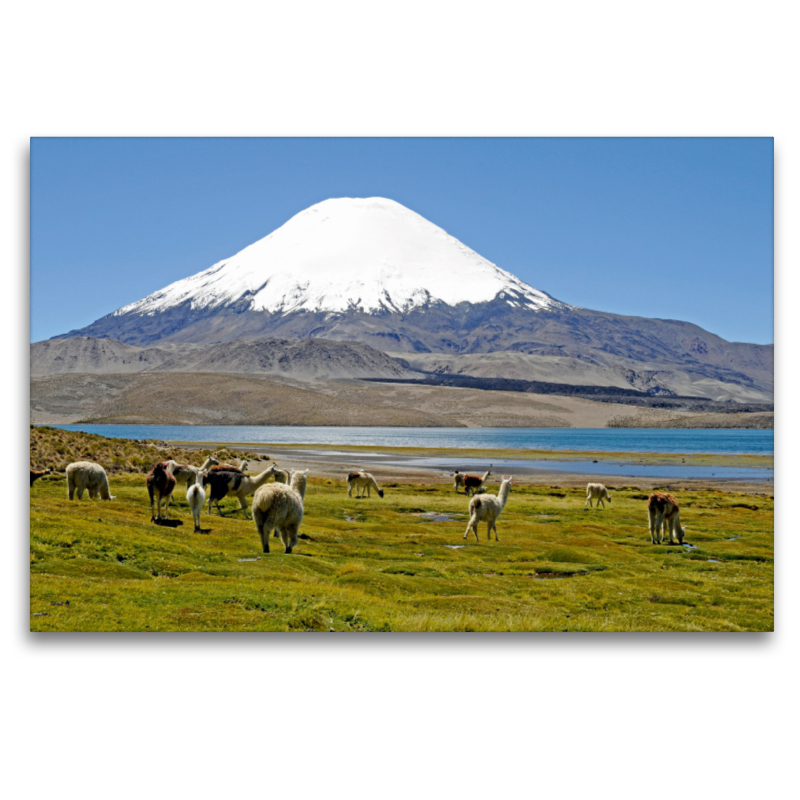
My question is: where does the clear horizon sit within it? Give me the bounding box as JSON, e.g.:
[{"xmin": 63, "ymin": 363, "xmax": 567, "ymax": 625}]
[{"xmin": 30, "ymin": 137, "xmax": 774, "ymax": 345}]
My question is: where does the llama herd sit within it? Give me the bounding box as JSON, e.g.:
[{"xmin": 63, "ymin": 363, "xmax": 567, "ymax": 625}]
[{"xmin": 32, "ymin": 456, "xmax": 691, "ymax": 552}]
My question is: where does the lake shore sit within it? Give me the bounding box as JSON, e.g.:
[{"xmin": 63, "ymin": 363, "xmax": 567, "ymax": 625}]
[{"xmin": 177, "ymin": 441, "xmax": 774, "ymax": 495}]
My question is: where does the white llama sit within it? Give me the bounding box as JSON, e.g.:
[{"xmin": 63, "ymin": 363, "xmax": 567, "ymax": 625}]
[{"xmin": 463, "ymin": 475, "xmax": 513, "ymax": 542}]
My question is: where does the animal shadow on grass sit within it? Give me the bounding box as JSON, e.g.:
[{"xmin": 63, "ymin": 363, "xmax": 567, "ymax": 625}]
[{"xmin": 153, "ymin": 518, "xmax": 183, "ymax": 528}]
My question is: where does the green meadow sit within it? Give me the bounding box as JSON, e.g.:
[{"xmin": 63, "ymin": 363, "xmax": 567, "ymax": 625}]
[{"xmin": 30, "ymin": 470, "xmax": 773, "ymax": 632}]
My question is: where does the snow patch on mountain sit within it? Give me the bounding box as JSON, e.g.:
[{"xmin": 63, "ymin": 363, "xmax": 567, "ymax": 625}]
[{"xmin": 114, "ymin": 197, "xmax": 565, "ymax": 318}]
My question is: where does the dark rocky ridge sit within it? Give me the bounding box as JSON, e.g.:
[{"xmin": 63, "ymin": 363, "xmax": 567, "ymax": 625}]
[
  {"xmin": 364, "ymin": 373, "xmax": 774, "ymax": 413},
  {"xmin": 58, "ymin": 291, "xmax": 773, "ymax": 402}
]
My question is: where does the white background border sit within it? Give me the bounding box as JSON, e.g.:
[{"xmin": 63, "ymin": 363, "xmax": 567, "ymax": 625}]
[{"xmin": 7, "ymin": 3, "xmax": 793, "ymax": 798}]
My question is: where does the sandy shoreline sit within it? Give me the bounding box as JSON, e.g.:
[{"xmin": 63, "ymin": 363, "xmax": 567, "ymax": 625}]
[{"xmin": 179, "ymin": 442, "xmax": 774, "ymax": 495}]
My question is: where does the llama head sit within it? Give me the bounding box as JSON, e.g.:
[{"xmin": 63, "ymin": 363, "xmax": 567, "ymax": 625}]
[{"xmin": 290, "ymin": 469, "xmax": 310, "ymax": 495}]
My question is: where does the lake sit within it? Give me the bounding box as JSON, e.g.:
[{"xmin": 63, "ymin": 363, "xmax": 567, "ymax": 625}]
[{"xmin": 44, "ymin": 424, "xmax": 774, "ymax": 455}]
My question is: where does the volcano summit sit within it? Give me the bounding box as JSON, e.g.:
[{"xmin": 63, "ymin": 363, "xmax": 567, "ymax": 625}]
[{"xmin": 57, "ymin": 197, "xmax": 773, "ymax": 402}]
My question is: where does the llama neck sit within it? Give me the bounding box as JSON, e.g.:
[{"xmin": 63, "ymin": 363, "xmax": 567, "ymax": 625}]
[
  {"xmin": 290, "ymin": 472, "xmax": 308, "ymax": 499},
  {"xmin": 252, "ymin": 468, "xmax": 277, "ymax": 488},
  {"xmin": 498, "ymin": 480, "xmax": 512, "ymax": 507}
]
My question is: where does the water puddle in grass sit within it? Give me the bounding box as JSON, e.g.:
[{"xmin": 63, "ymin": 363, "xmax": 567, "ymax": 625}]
[
  {"xmin": 707, "ymin": 559, "xmax": 721, "ymax": 563},
  {"xmin": 726, "ymin": 536, "xmax": 742, "ymax": 541},
  {"xmin": 443, "ymin": 544, "xmax": 465, "ymax": 549},
  {"xmin": 418, "ymin": 512, "xmax": 460, "ymax": 522},
  {"xmin": 683, "ymin": 544, "xmax": 698, "ymax": 550}
]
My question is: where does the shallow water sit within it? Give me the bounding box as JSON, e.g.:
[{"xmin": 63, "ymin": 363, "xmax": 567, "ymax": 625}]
[
  {"xmin": 399, "ymin": 455, "xmax": 772, "ymax": 481},
  {"xmin": 418, "ymin": 512, "xmax": 461, "ymax": 522},
  {"xmin": 45, "ymin": 424, "xmax": 774, "ymax": 456},
  {"xmin": 278, "ymin": 449, "xmax": 772, "ymax": 482}
]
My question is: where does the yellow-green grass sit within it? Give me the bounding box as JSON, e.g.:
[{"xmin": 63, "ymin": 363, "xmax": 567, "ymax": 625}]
[{"xmin": 30, "ymin": 471, "xmax": 774, "ymax": 632}]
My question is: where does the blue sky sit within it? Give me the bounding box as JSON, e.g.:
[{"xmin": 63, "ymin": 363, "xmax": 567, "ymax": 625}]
[{"xmin": 30, "ymin": 137, "xmax": 773, "ymax": 344}]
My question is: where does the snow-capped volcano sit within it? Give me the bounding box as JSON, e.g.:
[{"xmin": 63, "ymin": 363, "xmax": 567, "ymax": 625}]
[
  {"xmin": 115, "ymin": 197, "xmax": 563, "ymax": 318},
  {"xmin": 55, "ymin": 197, "xmax": 772, "ymax": 404}
]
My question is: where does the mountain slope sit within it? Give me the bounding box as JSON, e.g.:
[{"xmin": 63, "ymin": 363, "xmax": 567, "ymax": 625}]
[
  {"xmin": 53, "ymin": 196, "xmax": 772, "ymax": 401},
  {"xmin": 31, "ymin": 336, "xmax": 419, "ymax": 381}
]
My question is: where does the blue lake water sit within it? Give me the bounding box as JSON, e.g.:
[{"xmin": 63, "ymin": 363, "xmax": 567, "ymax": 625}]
[{"xmin": 44, "ymin": 424, "xmax": 773, "ymax": 455}]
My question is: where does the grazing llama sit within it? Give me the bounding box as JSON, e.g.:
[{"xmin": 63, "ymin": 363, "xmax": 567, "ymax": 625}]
[
  {"xmin": 30, "ymin": 468, "xmax": 52, "ymax": 487},
  {"xmin": 202, "ymin": 464, "xmax": 284, "ymax": 518},
  {"xmin": 147, "ymin": 461, "xmax": 176, "ymax": 522},
  {"xmin": 453, "ymin": 471, "xmax": 465, "ymax": 493},
  {"xmin": 252, "ymin": 469, "xmax": 309, "ymax": 554},
  {"xmin": 647, "ymin": 492, "xmax": 687, "ymax": 544},
  {"xmin": 66, "ymin": 461, "xmax": 116, "ymax": 501},
  {"xmin": 208, "ymin": 463, "xmax": 245, "ymax": 473},
  {"xmin": 585, "ymin": 483, "xmax": 612, "ymax": 509},
  {"xmin": 463, "ymin": 475, "xmax": 513, "ymax": 542},
  {"xmin": 164, "ymin": 456, "xmax": 219, "ymax": 487},
  {"xmin": 347, "ymin": 471, "xmax": 384, "ymax": 499},
  {"xmin": 186, "ymin": 479, "xmax": 206, "ymax": 533},
  {"xmin": 463, "ymin": 468, "xmax": 492, "ymax": 496}
]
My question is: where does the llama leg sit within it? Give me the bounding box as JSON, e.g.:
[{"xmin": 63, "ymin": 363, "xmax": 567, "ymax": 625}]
[
  {"xmin": 282, "ymin": 524, "xmax": 298, "ymax": 554},
  {"xmin": 262, "ymin": 527, "xmax": 272, "ymax": 553},
  {"xmin": 464, "ymin": 516, "xmax": 476, "ymax": 540},
  {"xmin": 254, "ymin": 511, "xmax": 269, "ymax": 553},
  {"xmin": 68, "ymin": 479, "xmax": 75, "ymax": 500},
  {"xmin": 665, "ymin": 514, "xmax": 675, "ymax": 545},
  {"xmin": 598, "ymin": 498, "xmax": 604, "ymax": 509}
]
